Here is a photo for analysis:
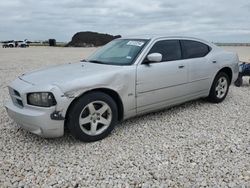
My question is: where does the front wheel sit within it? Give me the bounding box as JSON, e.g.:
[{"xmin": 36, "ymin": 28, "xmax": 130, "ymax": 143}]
[
  {"xmin": 66, "ymin": 92, "xmax": 118, "ymax": 142},
  {"xmin": 207, "ymin": 72, "xmax": 230, "ymax": 103}
]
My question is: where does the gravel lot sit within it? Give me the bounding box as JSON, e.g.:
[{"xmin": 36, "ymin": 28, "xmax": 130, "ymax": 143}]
[{"xmin": 0, "ymin": 46, "xmax": 249, "ymax": 187}]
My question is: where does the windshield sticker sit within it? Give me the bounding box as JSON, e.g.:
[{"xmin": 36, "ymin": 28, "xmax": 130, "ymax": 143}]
[
  {"xmin": 126, "ymin": 56, "xmax": 132, "ymax": 59},
  {"xmin": 127, "ymin": 41, "xmax": 145, "ymax": 47}
]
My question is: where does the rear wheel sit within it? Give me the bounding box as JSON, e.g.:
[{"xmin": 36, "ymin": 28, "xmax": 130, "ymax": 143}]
[
  {"xmin": 208, "ymin": 72, "xmax": 230, "ymax": 103},
  {"xmin": 66, "ymin": 92, "xmax": 118, "ymax": 142}
]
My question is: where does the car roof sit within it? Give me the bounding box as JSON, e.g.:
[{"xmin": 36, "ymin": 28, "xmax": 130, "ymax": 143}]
[
  {"xmin": 120, "ymin": 35, "xmax": 217, "ymax": 48},
  {"xmin": 122, "ymin": 35, "xmax": 203, "ymax": 41}
]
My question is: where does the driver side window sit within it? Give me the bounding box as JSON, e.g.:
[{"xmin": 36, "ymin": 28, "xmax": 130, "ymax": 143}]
[{"xmin": 148, "ymin": 40, "xmax": 182, "ymax": 62}]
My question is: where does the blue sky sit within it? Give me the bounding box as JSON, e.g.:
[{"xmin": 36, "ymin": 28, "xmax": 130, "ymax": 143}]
[{"xmin": 0, "ymin": 0, "xmax": 249, "ymax": 42}]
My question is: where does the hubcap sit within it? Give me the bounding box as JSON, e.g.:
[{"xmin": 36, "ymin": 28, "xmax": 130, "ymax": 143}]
[
  {"xmin": 215, "ymin": 77, "xmax": 228, "ymax": 99},
  {"xmin": 79, "ymin": 101, "xmax": 112, "ymax": 136}
]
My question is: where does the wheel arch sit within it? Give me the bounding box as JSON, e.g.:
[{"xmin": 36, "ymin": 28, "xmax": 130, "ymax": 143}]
[
  {"xmin": 216, "ymin": 67, "xmax": 233, "ymax": 84},
  {"xmin": 208, "ymin": 66, "xmax": 233, "ymax": 96},
  {"xmin": 65, "ymin": 88, "xmax": 124, "ymax": 125},
  {"xmin": 207, "ymin": 66, "xmax": 232, "ymax": 103}
]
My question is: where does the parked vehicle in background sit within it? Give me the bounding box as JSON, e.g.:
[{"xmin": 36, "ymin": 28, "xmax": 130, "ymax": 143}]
[
  {"xmin": 2, "ymin": 40, "xmax": 15, "ymax": 48},
  {"xmin": 5, "ymin": 36, "xmax": 239, "ymax": 142},
  {"xmin": 2, "ymin": 39, "xmax": 29, "ymax": 48},
  {"xmin": 18, "ymin": 39, "xmax": 29, "ymax": 48}
]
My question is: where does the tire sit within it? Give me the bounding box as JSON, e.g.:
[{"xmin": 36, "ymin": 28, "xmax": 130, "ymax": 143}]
[
  {"xmin": 207, "ymin": 72, "xmax": 230, "ymax": 103},
  {"xmin": 66, "ymin": 91, "xmax": 118, "ymax": 142},
  {"xmin": 234, "ymin": 77, "xmax": 243, "ymax": 87},
  {"xmin": 9, "ymin": 44, "xmax": 14, "ymax": 48}
]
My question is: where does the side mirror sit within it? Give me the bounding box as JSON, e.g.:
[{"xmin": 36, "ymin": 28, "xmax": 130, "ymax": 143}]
[{"xmin": 146, "ymin": 53, "xmax": 162, "ymax": 63}]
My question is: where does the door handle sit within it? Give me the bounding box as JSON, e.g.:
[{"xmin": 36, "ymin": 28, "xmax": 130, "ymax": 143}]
[
  {"xmin": 178, "ymin": 65, "xmax": 185, "ymax": 69},
  {"xmin": 212, "ymin": 60, "xmax": 217, "ymax": 64}
]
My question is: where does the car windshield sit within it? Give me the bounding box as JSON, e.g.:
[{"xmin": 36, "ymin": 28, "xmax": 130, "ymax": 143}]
[{"xmin": 87, "ymin": 39, "xmax": 148, "ymax": 65}]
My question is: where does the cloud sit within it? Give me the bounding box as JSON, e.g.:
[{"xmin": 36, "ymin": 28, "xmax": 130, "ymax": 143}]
[{"xmin": 0, "ymin": 0, "xmax": 249, "ymax": 42}]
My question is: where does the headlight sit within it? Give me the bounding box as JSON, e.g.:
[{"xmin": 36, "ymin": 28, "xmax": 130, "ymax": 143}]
[{"xmin": 27, "ymin": 92, "xmax": 57, "ymax": 107}]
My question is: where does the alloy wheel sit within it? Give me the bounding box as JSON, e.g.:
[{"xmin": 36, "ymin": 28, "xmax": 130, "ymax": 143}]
[
  {"xmin": 215, "ymin": 76, "xmax": 228, "ymax": 99},
  {"xmin": 79, "ymin": 101, "xmax": 112, "ymax": 136}
]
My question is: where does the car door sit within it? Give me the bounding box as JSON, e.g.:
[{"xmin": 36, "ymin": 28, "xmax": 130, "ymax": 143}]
[
  {"xmin": 180, "ymin": 40, "xmax": 213, "ymax": 95},
  {"xmin": 136, "ymin": 39, "xmax": 189, "ymax": 113}
]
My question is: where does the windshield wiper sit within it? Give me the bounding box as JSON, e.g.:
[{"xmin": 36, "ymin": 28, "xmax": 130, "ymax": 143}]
[{"xmin": 88, "ymin": 60, "xmax": 105, "ymax": 64}]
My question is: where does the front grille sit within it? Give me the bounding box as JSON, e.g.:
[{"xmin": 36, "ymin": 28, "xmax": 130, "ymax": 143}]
[
  {"xmin": 14, "ymin": 90, "xmax": 21, "ymax": 97},
  {"xmin": 16, "ymin": 99, "xmax": 23, "ymax": 106},
  {"xmin": 8, "ymin": 87, "xmax": 24, "ymax": 107}
]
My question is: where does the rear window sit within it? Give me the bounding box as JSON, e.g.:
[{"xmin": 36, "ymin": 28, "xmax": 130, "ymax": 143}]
[{"xmin": 181, "ymin": 40, "xmax": 211, "ymax": 59}]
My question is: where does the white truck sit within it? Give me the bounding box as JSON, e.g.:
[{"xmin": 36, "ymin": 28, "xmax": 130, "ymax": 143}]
[
  {"xmin": 2, "ymin": 39, "xmax": 29, "ymax": 48},
  {"xmin": 2, "ymin": 40, "xmax": 15, "ymax": 48},
  {"xmin": 18, "ymin": 39, "xmax": 29, "ymax": 48}
]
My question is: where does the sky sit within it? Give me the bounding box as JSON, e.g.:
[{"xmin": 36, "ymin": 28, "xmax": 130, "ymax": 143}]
[{"xmin": 0, "ymin": 0, "xmax": 249, "ymax": 43}]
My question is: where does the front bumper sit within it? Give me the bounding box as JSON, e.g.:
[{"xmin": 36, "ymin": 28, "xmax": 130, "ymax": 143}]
[{"xmin": 5, "ymin": 101, "xmax": 64, "ymax": 138}]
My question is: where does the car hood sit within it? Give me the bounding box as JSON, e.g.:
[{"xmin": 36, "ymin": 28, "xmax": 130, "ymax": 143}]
[{"xmin": 19, "ymin": 62, "xmax": 122, "ymax": 87}]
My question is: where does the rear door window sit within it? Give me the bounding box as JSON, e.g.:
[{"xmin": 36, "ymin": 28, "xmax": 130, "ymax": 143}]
[
  {"xmin": 148, "ymin": 40, "xmax": 182, "ymax": 61},
  {"xmin": 181, "ymin": 40, "xmax": 211, "ymax": 59}
]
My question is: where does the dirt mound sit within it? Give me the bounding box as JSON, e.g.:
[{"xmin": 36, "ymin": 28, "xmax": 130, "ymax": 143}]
[{"xmin": 66, "ymin": 31, "xmax": 121, "ymax": 47}]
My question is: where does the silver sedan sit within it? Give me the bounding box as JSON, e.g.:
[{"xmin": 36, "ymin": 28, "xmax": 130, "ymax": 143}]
[{"xmin": 5, "ymin": 36, "xmax": 239, "ymax": 142}]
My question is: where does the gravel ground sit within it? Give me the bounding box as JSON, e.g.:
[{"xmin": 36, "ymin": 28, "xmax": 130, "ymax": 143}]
[{"xmin": 0, "ymin": 47, "xmax": 249, "ymax": 187}]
